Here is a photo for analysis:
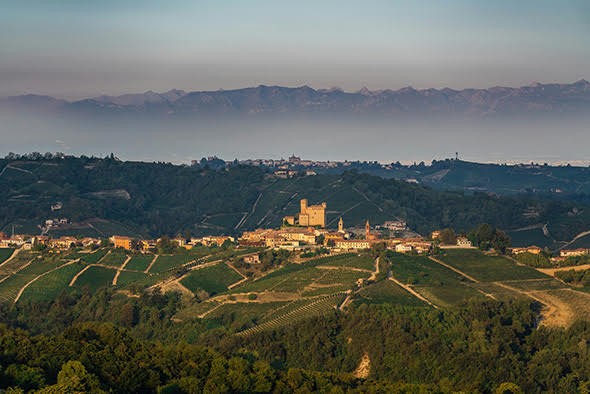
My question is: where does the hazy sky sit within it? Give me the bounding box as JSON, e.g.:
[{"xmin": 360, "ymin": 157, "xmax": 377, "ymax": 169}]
[{"xmin": 1, "ymin": 0, "xmax": 589, "ymax": 99}]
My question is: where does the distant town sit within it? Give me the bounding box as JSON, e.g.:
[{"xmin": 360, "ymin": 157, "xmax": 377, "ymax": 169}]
[{"xmin": 2, "ymin": 197, "xmax": 587, "ymax": 265}]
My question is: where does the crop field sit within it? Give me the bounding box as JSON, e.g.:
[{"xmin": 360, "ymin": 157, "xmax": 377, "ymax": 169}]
[
  {"xmin": 74, "ymin": 266, "xmax": 116, "ymax": 291},
  {"xmin": 0, "ymin": 257, "xmax": 69, "ymax": 303},
  {"xmin": 204, "ymin": 302, "xmax": 288, "ymax": 331},
  {"xmin": 388, "ymin": 253, "xmax": 488, "ymax": 306},
  {"xmin": 150, "ymin": 254, "xmax": 194, "ymax": 273},
  {"xmin": 311, "ymin": 253, "xmax": 374, "ymax": 270},
  {"xmin": 125, "ymin": 254, "xmax": 155, "ymax": 271},
  {"xmin": 80, "ymin": 249, "xmax": 108, "ymax": 264},
  {"xmin": 100, "ymin": 251, "xmax": 128, "ymax": 267},
  {"xmin": 237, "ymin": 293, "xmax": 346, "ymax": 336},
  {"xmin": 355, "ymin": 280, "xmax": 427, "ymax": 306},
  {"xmin": 390, "ymin": 254, "xmax": 472, "ymax": 286},
  {"xmin": 438, "ymin": 250, "xmax": 549, "ymax": 282},
  {"xmin": 417, "ymin": 284, "xmax": 486, "ymax": 307},
  {"xmin": 501, "ymin": 278, "xmax": 568, "ymax": 292},
  {"xmin": 19, "ymin": 262, "xmax": 86, "ymax": 302},
  {"xmin": 0, "ymin": 248, "xmax": 15, "ymax": 264},
  {"xmin": 236, "ymin": 265, "xmax": 326, "ymax": 294},
  {"xmin": 180, "ymin": 263, "xmax": 243, "ymax": 295},
  {"xmin": 0, "ymin": 252, "xmax": 33, "ymax": 275},
  {"xmin": 116, "ymin": 271, "xmax": 149, "ymax": 286}
]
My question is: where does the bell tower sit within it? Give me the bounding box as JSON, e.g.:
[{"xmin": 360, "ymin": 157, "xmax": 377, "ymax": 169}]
[
  {"xmin": 338, "ymin": 217, "xmax": 344, "ymax": 233},
  {"xmin": 365, "ymin": 219, "xmax": 370, "ymax": 239}
]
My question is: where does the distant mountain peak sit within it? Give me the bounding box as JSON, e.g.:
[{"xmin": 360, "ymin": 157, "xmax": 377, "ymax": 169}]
[{"xmin": 2, "ymin": 80, "xmax": 588, "ymax": 117}]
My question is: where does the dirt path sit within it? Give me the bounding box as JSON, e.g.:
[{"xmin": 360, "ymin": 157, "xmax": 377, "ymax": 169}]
[
  {"xmin": 69, "ymin": 265, "xmax": 91, "ymax": 286},
  {"xmin": 317, "ymin": 265, "xmax": 372, "ymax": 273},
  {"xmin": 150, "ymin": 259, "xmax": 222, "ymax": 297},
  {"xmin": 353, "ymin": 352, "xmax": 371, "ymax": 379},
  {"xmin": 388, "ymin": 276, "xmax": 439, "ymax": 308},
  {"xmin": 538, "ymin": 264, "xmax": 590, "ymax": 276},
  {"xmin": 428, "ymin": 256, "xmax": 480, "ymax": 283},
  {"xmin": 369, "ymin": 257, "xmax": 380, "ymax": 281},
  {"xmin": 493, "ymin": 282, "xmax": 574, "ymax": 327},
  {"xmin": 558, "ymin": 230, "xmax": 590, "ymax": 251},
  {"xmin": 0, "ymin": 248, "xmax": 20, "ymax": 268},
  {"xmin": 144, "ymin": 254, "xmax": 159, "ymax": 273},
  {"xmin": 112, "ymin": 255, "xmax": 132, "ymax": 285},
  {"xmin": 235, "ymin": 192, "xmax": 263, "ymax": 230},
  {"xmin": 14, "ymin": 259, "xmax": 78, "ymax": 304},
  {"xmin": 226, "ymin": 262, "xmax": 249, "ymax": 289}
]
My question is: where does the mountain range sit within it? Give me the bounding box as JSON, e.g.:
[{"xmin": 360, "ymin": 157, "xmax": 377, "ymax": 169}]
[{"xmin": 2, "ymin": 80, "xmax": 589, "ymax": 117}]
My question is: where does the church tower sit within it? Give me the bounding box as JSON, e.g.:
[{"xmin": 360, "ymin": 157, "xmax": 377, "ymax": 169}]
[
  {"xmin": 365, "ymin": 219, "xmax": 370, "ymax": 239},
  {"xmin": 338, "ymin": 217, "xmax": 344, "ymax": 233}
]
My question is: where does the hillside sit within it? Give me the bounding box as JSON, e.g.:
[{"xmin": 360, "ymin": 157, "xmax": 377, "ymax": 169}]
[
  {"xmin": 2, "ymin": 245, "xmax": 590, "ymax": 392},
  {"xmin": 1, "ymin": 156, "xmax": 590, "ymax": 242}
]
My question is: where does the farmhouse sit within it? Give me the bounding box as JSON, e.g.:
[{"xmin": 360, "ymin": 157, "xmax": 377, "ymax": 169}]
[
  {"xmin": 510, "ymin": 246, "xmax": 543, "ymax": 255},
  {"xmin": 560, "ymin": 248, "xmax": 590, "ymax": 257}
]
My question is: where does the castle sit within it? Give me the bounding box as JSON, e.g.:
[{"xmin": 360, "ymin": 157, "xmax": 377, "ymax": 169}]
[{"xmin": 284, "ymin": 199, "xmax": 327, "ymax": 228}]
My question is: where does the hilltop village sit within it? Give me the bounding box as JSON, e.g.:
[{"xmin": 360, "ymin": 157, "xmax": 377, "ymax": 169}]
[{"xmin": 2, "ymin": 197, "xmax": 589, "ymax": 266}]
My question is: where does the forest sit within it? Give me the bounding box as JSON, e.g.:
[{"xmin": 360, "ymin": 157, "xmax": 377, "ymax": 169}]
[{"xmin": 1, "ymin": 287, "xmax": 590, "ymax": 393}]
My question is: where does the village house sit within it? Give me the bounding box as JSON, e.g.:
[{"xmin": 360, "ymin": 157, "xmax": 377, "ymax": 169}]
[
  {"xmin": 243, "ymin": 254, "xmax": 261, "ymax": 264},
  {"xmin": 49, "ymin": 236, "xmax": 78, "ymax": 249},
  {"xmin": 334, "ymin": 239, "xmax": 371, "ymax": 250},
  {"xmin": 560, "ymin": 248, "xmax": 590, "ymax": 258},
  {"xmin": 509, "ymin": 246, "xmax": 543, "ymax": 255},
  {"xmin": 456, "ymin": 237, "xmax": 473, "ymax": 248},
  {"xmin": 395, "ymin": 243, "xmax": 414, "ymax": 253}
]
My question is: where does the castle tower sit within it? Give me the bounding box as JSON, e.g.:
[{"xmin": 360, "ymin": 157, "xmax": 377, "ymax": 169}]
[
  {"xmin": 338, "ymin": 217, "xmax": 344, "ymax": 233},
  {"xmin": 300, "ymin": 199, "xmax": 308, "ymax": 214},
  {"xmin": 365, "ymin": 219, "xmax": 370, "ymax": 239}
]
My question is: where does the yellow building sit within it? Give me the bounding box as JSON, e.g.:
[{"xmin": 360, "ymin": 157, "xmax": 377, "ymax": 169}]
[
  {"xmin": 111, "ymin": 235, "xmax": 133, "ymax": 250},
  {"xmin": 286, "ymin": 199, "xmax": 327, "ymax": 228}
]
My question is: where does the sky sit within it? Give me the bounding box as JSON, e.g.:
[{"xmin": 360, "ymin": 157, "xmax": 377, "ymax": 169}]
[{"xmin": 1, "ymin": 0, "xmax": 589, "ymax": 99}]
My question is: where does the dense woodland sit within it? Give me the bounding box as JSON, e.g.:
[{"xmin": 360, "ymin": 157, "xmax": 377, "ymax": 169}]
[
  {"xmin": 1, "ymin": 155, "xmax": 589, "ymax": 240},
  {"xmin": 1, "ymin": 289, "xmax": 590, "ymax": 393}
]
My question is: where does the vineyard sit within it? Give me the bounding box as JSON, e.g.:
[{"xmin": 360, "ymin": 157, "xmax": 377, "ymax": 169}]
[
  {"xmin": 236, "ymin": 292, "xmax": 347, "ymax": 336},
  {"xmin": 0, "ymin": 248, "xmax": 15, "ymax": 265},
  {"xmin": 180, "ymin": 263, "xmax": 243, "ymax": 296}
]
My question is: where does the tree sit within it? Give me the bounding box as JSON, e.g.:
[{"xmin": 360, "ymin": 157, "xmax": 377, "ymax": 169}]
[
  {"xmin": 439, "ymin": 228, "xmax": 457, "ymax": 245},
  {"xmin": 37, "ymin": 361, "xmax": 103, "ymax": 393}
]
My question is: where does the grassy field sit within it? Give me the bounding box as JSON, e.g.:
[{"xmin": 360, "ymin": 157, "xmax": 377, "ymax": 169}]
[
  {"xmin": 19, "ymin": 262, "xmax": 86, "ymax": 302},
  {"xmin": 354, "ymin": 280, "xmax": 427, "ymax": 306},
  {"xmin": 150, "ymin": 254, "xmax": 194, "ymax": 273},
  {"xmin": 180, "ymin": 263, "xmax": 243, "ymax": 295},
  {"xmin": 438, "ymin": 250, "xmax": 549, "ymax": 282},
  {"xmin": 311, "ymin": 253, "xmax": 375, "ymax": 270},
  {"xmin": 74, "ymin": 266, "xmax": 116, "ymax": 291},
  {"xmin": 100, "ymin": 251, "xmax": 128, "ymax": 267},
  {"xmin": 125, "ymin": 254, "xmax": 155, "ymax": 271},
  {"xmin": 0, "ymin": 248, "xmax": 15, "ymax": 264}
]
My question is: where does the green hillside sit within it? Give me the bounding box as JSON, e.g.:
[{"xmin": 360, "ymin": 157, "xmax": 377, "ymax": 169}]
[{"xmin": 2, "ymin": 156, "xmax": 590, "ymax": 242}]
